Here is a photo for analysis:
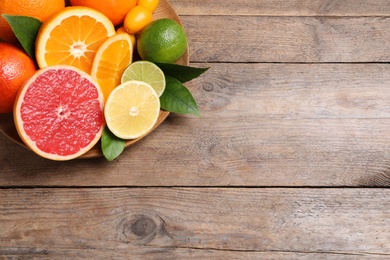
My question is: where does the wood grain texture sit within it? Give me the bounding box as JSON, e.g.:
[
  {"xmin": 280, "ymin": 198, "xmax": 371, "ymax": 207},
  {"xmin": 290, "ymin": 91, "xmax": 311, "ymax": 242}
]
[
  {"xmin": 2, "ymin": 118, "xmax": 390, "ymax": 187},
  {"xmin": 1, "ymin": 63, "xmax": 390, "ymax": 187},
  {"xmin": 2, "ymin": 1, "xmax": 390, "ymax": 257},
  {"xmin": 183, "ymin": 16, "xmax": 390, "ymax": 62},
  {"xmin": 1, "ymin": 188, "xmax": 389, "ymax": 258},
  {"xmin": 170, "ymin": 0, "xmax": 390, "ymax": 16}
]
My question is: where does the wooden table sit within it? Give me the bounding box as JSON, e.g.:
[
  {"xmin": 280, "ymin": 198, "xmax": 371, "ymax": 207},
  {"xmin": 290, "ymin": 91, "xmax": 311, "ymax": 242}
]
[{"xmin": 1, "ymin": 0, "xmax": 390, "ymax": 258}]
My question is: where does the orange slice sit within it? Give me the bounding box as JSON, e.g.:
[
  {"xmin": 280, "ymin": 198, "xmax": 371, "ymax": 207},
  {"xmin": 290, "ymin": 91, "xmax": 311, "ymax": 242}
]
[
  {"xmin": 91, "ymin": 33, "xmax": 133, "ymax": 101},
  {"xmin": 35, "ymin": 6, "xmax": 116, "ymax": 73}
]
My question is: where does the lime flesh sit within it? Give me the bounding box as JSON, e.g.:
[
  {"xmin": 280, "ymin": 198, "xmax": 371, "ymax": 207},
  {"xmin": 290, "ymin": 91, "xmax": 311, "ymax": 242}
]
[{"xmin": 121, "ymin": 61, "xmax": 165, "ymax": 97}]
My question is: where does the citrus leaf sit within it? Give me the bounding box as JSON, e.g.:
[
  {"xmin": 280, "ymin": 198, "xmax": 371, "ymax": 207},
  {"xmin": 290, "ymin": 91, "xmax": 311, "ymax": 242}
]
[
  {"xmin": 160, "ymin": 76, "xmax": 201, "ymax": 116},
  {"xmin": 2, "ymin": 14, "xmax": 42, "ymax": 60},
  {"xmin": 101, "ymin": 127, "xmax": 125, "ymax": 161},
  {"xmin": 155, "ymin": 62, "xmax": 209, "ymax": 83}
]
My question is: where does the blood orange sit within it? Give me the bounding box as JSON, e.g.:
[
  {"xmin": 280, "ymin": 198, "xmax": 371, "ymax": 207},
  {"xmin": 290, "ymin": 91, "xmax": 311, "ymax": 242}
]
[{"xmin": 13, "ymin": 65, "xmax": 105, "ymax": 161}]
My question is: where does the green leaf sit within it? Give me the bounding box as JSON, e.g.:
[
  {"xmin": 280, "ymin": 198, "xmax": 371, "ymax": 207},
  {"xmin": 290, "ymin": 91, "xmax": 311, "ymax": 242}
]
[
  {"xmin": 155, "ymin": 62, "xmax": 209, "ymax": 83},
  {"xmin": 2, "ymin": 14, "xmax": 42, "ymax": 60},
  {"xmin": 160, "ymin": 76, "xmax": 201, "ymax": 116},
  {"xmin": 101, "ymin": 127, "xmax": 126, "ymax": 161}
]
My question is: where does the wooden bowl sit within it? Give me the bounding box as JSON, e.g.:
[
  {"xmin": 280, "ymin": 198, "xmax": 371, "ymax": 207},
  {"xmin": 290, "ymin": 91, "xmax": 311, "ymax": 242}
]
[{"xmin": 0, "ymin": 0, "xmax": 189, "ymax": 159}]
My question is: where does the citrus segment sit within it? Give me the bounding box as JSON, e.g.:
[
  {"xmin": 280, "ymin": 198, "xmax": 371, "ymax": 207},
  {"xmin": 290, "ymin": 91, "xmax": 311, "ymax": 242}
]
[
  {"xmin": 35, "ymin": 6, "xmax": 116, "ymax": 73},
  {"xmin": 116, "ymin": 27, "xmax": 136, "ymax": 48},
  {"xmin": 104, "ymin": 81, "xmax": 160, "ymax": 139},
  {"xmin": 121, "ymin": 61, "xmax": 165, "ymax": 97},
  {"xmin": 13, "ymin": 65, "xmax": 105, "ymax": 161},
  {"xmin": 91, "ymin": 33, "xmax": 133, "ymax": 101}
]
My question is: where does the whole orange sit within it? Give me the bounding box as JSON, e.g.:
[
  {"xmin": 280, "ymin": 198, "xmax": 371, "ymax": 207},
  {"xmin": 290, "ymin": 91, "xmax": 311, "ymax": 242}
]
[
  {"xmin": 0, "ymin": 42, "xmax": 37, "ymax": 114},
  {"xmin": 0, "ymin": 0, "xmax": 65, "ymax": 44},
  {"xmin": 70, "ymin": 0, "xmax": 137, "ymax": 26}
]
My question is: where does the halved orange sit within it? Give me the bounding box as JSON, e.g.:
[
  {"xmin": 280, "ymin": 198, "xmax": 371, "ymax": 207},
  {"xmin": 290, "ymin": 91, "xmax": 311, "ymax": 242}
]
[
  {"xmin": 91, "ymin": 33, "xmax": 133, "ymax": 101},
  {"xmin": 35, "ymin": 6, "xmax": 116, "ymax": 73}
]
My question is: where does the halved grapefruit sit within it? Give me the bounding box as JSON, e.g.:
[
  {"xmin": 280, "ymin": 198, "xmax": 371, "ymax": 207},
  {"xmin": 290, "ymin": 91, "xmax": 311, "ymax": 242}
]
[{"xmin": 13, "ymin": 65, "xmax": 105, "ymax": 161}]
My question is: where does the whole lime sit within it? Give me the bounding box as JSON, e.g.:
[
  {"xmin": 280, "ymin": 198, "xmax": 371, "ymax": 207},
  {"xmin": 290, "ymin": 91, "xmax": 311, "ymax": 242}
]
[{"xmin": 137, "ymin": 18, "xmax": 187, "ymax": 63}]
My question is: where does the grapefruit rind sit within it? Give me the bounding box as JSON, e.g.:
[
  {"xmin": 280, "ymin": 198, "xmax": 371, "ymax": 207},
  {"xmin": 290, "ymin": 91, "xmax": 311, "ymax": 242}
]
[{"xmin": 13, "ymin": 65, "xmax": 105, "ymax": 161}]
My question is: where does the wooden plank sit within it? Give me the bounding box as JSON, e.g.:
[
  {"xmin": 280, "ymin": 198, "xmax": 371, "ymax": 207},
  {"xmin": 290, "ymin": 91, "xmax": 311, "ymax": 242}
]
[
  {"xmin": 192, "ymin": 63, "xmax": 390, "ymax": 120},
  {"xmin": 171, "ymin": 0, "xmax": 390, "ymax": 16},
  {"xmin": 1, "ymin": 63, "xmax": 390, "ymax": 187},
  {"xmin": 182, "ymin": 16, "xmax": 390, "ymax": 62},
  {"xmin": 4, "ymin": 251, "xmax": 386, "ymax": 260},
  {"xmin": 3, "ymin": 117, "xmax": 390, "ymax": 187},
  {"xmin": 1, "ymin": 188, "xmax": 389, "ymax": 258}
]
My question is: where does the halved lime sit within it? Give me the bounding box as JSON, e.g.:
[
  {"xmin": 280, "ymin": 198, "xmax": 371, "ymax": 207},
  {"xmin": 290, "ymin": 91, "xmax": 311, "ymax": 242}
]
[{"xmin": 121, "ymin": 60, "xmax": 165, "ymax": 97}]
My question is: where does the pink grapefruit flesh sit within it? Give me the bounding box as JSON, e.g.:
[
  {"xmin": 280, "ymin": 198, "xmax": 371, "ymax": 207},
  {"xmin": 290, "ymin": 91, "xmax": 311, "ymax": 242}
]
[{"xmin": 13, "ymin": 65, "xmax": 105, "ymax": 160}]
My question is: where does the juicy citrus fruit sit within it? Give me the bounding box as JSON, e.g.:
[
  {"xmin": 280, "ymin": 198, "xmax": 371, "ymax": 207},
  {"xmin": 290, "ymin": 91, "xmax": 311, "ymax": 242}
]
[
  {"xmin": 116, "ymin": 27, "xmax": 136, "ymax": 47},
  {"xmin": 137, "ymin": 0, "xmax": 160, "ymax": 12},
  {"xmin": 0, "ymin": 42, "xmax": 37, "ymax": 114},
  {"xmin": 91, "ymin": 33, "xmax": 133, "ymax": 101},
  {"xmin": 35, "ymin": 6, "xmax": 116, "ymax": 73},
  {"xmin": 69, "ymin": 0, "xmax": 137, "ymax": 26},
  {"xmin": 0, "ymin": 0, "xmax": 65, "ymax": 44},
  {"xmin": 121, "ymin": 61, "xmax": 165, "ymax": 97},
  {"xmin": 105, "ymin": 81, "xmax": 160, "ymax": 139},
  {"xmin": 137, "ymin": 18, "xmax": 187, "ymax": 63},
  {"xmin": 123, "ymin": 5, "xmax": 153, "ymax": 34},
  {"xmin": 13, "ymin": 65, "xmax": 105, "ymax": 161}
]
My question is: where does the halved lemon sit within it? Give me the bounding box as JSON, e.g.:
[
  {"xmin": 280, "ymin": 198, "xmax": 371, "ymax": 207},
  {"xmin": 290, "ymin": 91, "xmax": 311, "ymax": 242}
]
[{"xmin": 104, "ymin": 80, "xmax": 160, "ymax": 139}]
